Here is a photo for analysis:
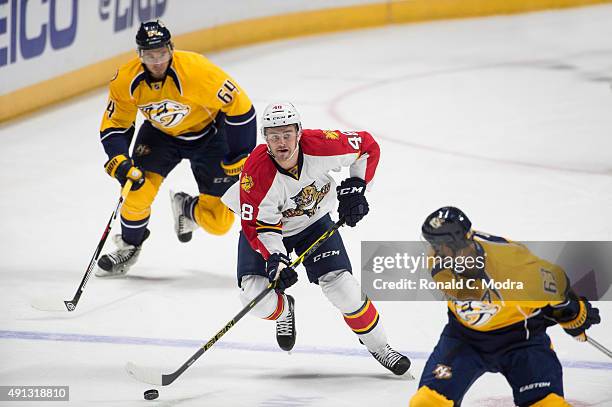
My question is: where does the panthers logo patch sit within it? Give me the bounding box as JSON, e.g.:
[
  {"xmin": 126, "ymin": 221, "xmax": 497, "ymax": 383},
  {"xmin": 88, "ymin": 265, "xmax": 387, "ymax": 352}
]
[
  {"xmin": 323, "ymin": 130, "xmax": 339, "ymax": 140},
  {"xmin": 241, "ymin": 174, "xmax": 254, "ymax": 193},
  {"xmin": 453, "ymin": 301, "xmax": 500, "ymax": 327},
  {"xmin": 282, "ymin": 182, "xmax": 330, "ymax": 218},
  {"xmin": 139, "ymin": 99, "xmax": 190, "ymax": 128}
]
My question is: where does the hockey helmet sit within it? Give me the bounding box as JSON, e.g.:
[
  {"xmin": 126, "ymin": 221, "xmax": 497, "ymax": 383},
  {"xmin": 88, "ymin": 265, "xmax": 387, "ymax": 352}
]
[
  {"xmin": 422, "ymin": 206, "xmax": 473, "ymax": 251},
  {"xmin": 136, "ymin": 20, "xmax": 172, "ymax": 51},
  {"xmin": 260, "ymin": 102, "xmax": 302, "ymax": 140}
]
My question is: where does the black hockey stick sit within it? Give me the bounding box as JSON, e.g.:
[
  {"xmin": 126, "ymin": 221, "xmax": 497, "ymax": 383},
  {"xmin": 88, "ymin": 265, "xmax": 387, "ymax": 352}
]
[
  {"xmin": 126, "ymin": 219, "xmax": 345, "ymax": 386},
  {"xmin": 31, "ymin": 181, "xmax": 133, "ymax": 312},
  {"xmin": 586, "ymin": 336, "xmax": 612, "ymax": 359}
]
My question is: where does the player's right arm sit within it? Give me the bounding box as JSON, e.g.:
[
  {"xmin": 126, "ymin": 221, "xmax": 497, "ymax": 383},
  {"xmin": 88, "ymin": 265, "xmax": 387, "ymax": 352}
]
[
  {"xmin": 239, "ymin": 146, "xmax": 285, "ymax": 260},
  {"xmin": 99, "ymin": 71, "xmax": 138, "ymax": 158},
  {"xmin": 99, "ymin": 69, "xmax": 144, "ymax": 190}
]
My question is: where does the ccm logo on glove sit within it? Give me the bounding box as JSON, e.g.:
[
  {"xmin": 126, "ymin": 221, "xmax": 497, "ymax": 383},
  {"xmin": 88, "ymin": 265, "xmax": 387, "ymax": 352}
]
[{"xmin": 338, "ymin": 186, "xmax": 364, "ymax": 195}]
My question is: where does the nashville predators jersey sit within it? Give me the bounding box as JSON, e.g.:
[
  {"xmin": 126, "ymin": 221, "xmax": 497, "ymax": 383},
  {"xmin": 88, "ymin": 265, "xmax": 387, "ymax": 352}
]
[
  {"xmin": 432, "ymin": 232, "xmax": 570, "ymax": 334},
  {"xmin": 99, "ymin": 50, "xmax": 255, "ymax": 158}
]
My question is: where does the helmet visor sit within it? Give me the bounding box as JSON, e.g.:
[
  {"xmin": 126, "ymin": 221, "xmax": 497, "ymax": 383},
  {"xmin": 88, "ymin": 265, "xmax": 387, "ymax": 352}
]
[
  {"xmin": 139, "ymin": 46, "xmax": 172, "ymax": 65},
  {"xmin": 264, "ymin": 125, "xmax": 299, "ymax": 143}
]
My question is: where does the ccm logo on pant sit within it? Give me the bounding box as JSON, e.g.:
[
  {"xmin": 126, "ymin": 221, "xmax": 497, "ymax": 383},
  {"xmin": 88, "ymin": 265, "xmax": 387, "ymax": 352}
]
[
  {"xmin": 214, "ymin": 177, "xmax": 236, "ymax": 183},
  {"xmin": 338, "ymin": 186, "xmax": 364, "ymax": 195},
  {"xmin": 313, "ymin": 250, "xmax": 340, "ymax": 262}
]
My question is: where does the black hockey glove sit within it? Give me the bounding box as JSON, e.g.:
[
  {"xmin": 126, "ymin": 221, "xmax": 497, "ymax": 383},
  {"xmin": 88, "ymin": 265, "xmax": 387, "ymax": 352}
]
[
  {"xmin": 104, "ymin": 154, "xmax": 145, "ymax": 191},
  {"xmin": 549, "ymin": 294, "xmax": 600, "ymax": 341},
  {"xmin": 337, "ymin": 177, "xmax": 369, "ymax": 227},
  {"xmin": 266, "ymin": 253, "xmax": 298, "ymax": 291}
]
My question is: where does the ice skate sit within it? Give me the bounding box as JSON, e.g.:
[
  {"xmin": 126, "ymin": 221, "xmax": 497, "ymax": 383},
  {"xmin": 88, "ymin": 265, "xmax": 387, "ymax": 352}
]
[
  {"xmin": 170, "ymin": 190, "xmax": 198, "ymax": 243},
  {"xmin": 276, "ymin": 295, "xmax": 296, "ymax": 351},
  {"xmin": 96, "ymin": 230, "xmax": 149, "ymax": 277},
  {"xmin": 370, "ymin": 344, "xmax": 411, "ymax": 375}
]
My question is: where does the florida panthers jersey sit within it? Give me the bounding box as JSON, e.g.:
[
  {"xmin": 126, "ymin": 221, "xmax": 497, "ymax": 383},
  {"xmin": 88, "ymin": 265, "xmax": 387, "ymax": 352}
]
[
  {"xmin": 99, "ymin": 50, "xmax": 255, "ymax": 159},
  {"xmin": 222, "ymin": 129, "xmax": 380, "ymax": 259},
  {"xmin": 432, "ymin": 233, "xmax": 570, "ymax": 334}
]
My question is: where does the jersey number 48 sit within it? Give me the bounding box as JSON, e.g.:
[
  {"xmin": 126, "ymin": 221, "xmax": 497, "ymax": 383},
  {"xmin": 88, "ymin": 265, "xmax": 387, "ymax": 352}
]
[{"xmin": 341, "ymin": 131, "xmax": 362, "ymax": 150}]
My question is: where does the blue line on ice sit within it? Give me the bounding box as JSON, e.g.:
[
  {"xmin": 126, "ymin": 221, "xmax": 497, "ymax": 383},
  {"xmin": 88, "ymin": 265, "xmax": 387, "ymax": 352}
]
[{"xmin": 1, "ymin": 329, "xmax": 610, "ymax": 371}]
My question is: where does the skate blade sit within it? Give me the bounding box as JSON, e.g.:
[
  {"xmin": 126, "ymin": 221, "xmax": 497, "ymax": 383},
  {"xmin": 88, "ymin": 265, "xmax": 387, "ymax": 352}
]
[
  {"xmin": 94, "ymin": 268, "xmax": 129, "ymax": 278},
  {"xmin": 94, "ymin": 273, "xmax": 128, "ymax": 279}
]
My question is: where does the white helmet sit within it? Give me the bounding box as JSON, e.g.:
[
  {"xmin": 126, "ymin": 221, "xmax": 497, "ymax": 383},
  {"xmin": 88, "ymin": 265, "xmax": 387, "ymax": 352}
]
[{"xmin": 260, "ymin": 102, "xmax": 302, "ymax": 139}]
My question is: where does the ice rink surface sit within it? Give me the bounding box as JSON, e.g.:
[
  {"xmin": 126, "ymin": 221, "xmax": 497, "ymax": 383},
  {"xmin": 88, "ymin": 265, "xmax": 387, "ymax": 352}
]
[{"xmin": 1, "ymin": 4, "xmax": 612, "ymax": 406}]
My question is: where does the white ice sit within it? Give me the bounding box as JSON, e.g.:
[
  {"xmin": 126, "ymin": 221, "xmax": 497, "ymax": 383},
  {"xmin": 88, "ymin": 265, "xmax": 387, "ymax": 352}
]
[{"xmin": 1, "ymin": 5, "xmax": 612, "ymax": 406}]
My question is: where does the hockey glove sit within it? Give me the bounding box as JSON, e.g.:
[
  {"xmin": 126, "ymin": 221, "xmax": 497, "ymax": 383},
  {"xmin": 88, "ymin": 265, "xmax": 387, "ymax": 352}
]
[
  {"xmin": 221, "ymin": 153, "xmax": 249, "ymax": 177},
  {"xmin": 549, "ymin": 294, "xmax": 600, "ymax": 341},
  {"xmin": 266, "ymin": 253, "xmax": 298, "ymax": 291},
  {"xmin": 337, "ymin": 177, "xmax": 369, "ymax": 227},
  {"xmin": 104, "ymin": 154, "xmax": 145, "ymax": 191}
]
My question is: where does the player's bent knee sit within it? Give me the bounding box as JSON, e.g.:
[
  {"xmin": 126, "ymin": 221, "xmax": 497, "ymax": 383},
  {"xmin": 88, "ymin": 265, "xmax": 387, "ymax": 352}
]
[
  {"xmin": 529, "ymin": 393, "xmax": 570, "ymax": 407},
  {"xmin": 410, "ymin": 386, "xmax": 454, "ymax": 407},
  {"xmin": 319, "ymin": 269, "xmax": 362, "ymax": 313},
  {"xmin": 193, "ymin": 194, "xmax": 234, "ymax": 235},
  {"xmin": 121, "ymin": 172, "xmax": 164, "ymax": 220},
  {"xmin": 239, "ymin": 275, "xmax": 282, "ymax": 319}
]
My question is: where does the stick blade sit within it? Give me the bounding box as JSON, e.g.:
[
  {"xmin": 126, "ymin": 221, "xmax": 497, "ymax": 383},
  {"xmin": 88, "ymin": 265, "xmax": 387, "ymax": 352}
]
[
  {"xmin": 125, "ymin": 361, "xmax": 163, "ymax": 386},
  {"xmin": 30, "ymin": 297, "xmax": 70, "ymax": 312}
]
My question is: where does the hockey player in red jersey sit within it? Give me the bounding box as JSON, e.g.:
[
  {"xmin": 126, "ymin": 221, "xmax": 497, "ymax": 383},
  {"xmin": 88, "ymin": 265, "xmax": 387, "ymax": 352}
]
[{"xmin": 222, "ymin": 102, "xmax": 411, "ymax": 375}]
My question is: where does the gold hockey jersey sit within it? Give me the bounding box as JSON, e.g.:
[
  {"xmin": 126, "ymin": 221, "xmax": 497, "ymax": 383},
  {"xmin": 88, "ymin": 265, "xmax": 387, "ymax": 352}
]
[
  {"xmin": 432, "ymin": 233, "xmax": 570, "ymax": 333},
  {"xmin": 99, "ymin": 50, "xmax": 255, "ymax": 157}
]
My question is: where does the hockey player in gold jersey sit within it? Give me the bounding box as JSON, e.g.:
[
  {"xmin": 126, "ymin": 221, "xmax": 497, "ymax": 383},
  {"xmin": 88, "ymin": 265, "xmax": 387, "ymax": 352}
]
[
  {"xmin": 410, "ymin": 207, "xmax": 601, "ymax": 407},
  {"xmin": 96, "ymin": 20, "xmax": 256, "ymax": 277}
]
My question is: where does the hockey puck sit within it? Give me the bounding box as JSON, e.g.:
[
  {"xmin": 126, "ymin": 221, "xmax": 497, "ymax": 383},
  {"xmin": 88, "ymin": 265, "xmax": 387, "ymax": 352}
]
[{"xmin": 144, "ymin": 389, "xmax": 159, "ymax": 400}]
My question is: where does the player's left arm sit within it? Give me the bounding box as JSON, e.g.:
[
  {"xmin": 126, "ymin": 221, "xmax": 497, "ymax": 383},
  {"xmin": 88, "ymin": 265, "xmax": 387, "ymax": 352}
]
[
  {"xmin": 341, "ymin": 130, "xmax": 381, "ymax": 185},
  {"xmin": 546, "ymin": 290, "xmax": 601, "ymax": 341},
  {"xmin": 208, "ymin": 64, "xmax": 256, "ymax": 176},
  {"xmin": 538, "ymin": 261, "xmax": 601, "ymax": 341},
  {"xmin": 335, "ymin": 130, "xmax": 380, "ymax": 227}
]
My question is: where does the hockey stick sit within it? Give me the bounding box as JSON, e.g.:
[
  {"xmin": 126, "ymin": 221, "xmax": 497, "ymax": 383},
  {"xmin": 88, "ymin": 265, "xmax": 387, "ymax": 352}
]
[
  {"xmin": 31, "ymin": 180, "xmax": 133, "ymax": 312},
  {"xmin": 587, "ymin": 336, "xmax": 612, "ymax": 359},
  {"xmin": 126, "ymin": 219, "xmax": 345, "ymax": 386}
]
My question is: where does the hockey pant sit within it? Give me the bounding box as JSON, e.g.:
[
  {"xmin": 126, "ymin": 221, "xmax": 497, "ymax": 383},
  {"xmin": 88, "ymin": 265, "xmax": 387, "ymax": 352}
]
[
  {"xmin": 410, "ymin": 328, "xmax": 568, "ymax": 407},
  {"xmin": 120, "ymin": 171, "xmax": 233, "ymax": 245}
]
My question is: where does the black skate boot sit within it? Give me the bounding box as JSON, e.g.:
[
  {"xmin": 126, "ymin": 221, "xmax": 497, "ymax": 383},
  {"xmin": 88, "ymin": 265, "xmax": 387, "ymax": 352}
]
[
  {"xmin": 276, "ymin": 295, "xmax": 296, "ymax": 351},
  {"xmin": 370, "ymin": 344, "xmax": 411, "ymax": 375},
  {"xmin": 170, "ymin": 191, "xmax": 198, "ymax": 243},
  {"xmin": 96, "ymin": 230, "xmax": 150, "ymax": 278}
]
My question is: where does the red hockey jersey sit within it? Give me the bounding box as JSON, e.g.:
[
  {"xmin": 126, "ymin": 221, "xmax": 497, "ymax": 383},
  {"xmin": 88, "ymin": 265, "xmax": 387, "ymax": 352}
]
[{"xmin": 222, "ymin": 129, "xmax": 380, "ymax": 259}]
